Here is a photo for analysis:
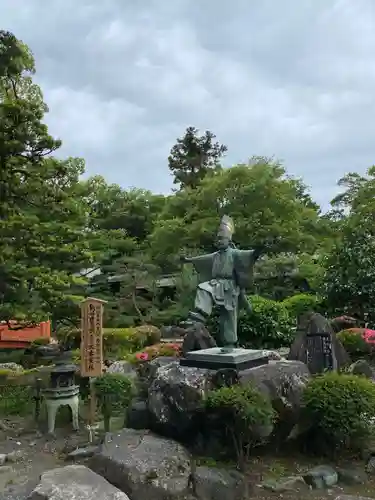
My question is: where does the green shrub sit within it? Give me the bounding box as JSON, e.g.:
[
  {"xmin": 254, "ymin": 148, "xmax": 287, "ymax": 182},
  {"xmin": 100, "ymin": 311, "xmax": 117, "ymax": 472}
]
[
  {"xmin": 0, "ymin": 384, "xmax": 34, "ymax": 416},
  {"xmin": 55, "ymin": 326, "xmax": 81, "ymax": 349},
  {"xmin": 71, "ymin": 348, "xmax": 81, "ymax": 364},
  {"xmin": 205, "ymin": 384, "xmax": 275, "ymax": 470},
  {"xmin": 238, "ymin": 295, "xmax": 293, "ymax": 348},
  {"xmin": 94, "ymin": 373, "xmax": 135, "ymax": 416},
  {"xmin": 0, "ymin": 349, "xmax": 25, "ymax": 365},
  {"xmin": 337, "ymin": 329, "xmax": 371, "ymax": 356},
  {"xmin": 282, "ymin": 293, "xmax": 320, "ymax": 319},
  {"xmin": 57, "ymin": 326, "xmax": 161, "ymax": 361},
  {"xmin": 133, "ymin": 324, "xmax": 161, "ymax": 345},
  {"xmin": 302, "ymin": 372, "xmax": 375, "ymax": 454},
  {"xmin": 103, "ymin": 328, "xmax": 143, "ymax": 359},
  {"xmin": 30, "ymin": 337, "xmax": 50, "ymax": 347}
]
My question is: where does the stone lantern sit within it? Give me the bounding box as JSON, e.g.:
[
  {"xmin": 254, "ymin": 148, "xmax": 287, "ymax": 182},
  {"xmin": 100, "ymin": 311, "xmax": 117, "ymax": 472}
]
[{"xmin": 43, "ymin": 351, "xmax": 80, "ymax": 433}]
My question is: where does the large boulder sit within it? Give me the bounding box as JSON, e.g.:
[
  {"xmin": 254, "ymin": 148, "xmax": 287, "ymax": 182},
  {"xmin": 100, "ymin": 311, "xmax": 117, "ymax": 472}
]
[
  {"xmin": 147, "ymin": 359, "xmax": 310, "ymax": 443},
  {"xmin": 90, "ymin": 428, "xmax": 192, "ymax": 500},
  {"xmin": 239, "ymin": 360, "xmax": 310, "ymax": 441},
  {"xmin": 148, "ymin": 362, "xmax": 211, "ymax": 438},
  {"xmin": 192, "ymin": 466, "xmax": 246, "ymax": 500},
  {"xmin": 107, "ymin": 360, "xmax": 138, "ymax": 379},
  {"xmin": 28, "ymin": 465, "xmax": 129, "ymax": 499}
]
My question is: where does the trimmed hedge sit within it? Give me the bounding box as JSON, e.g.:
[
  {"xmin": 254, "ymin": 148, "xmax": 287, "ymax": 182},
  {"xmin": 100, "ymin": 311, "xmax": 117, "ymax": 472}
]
[
  {"xmin": 303, "ymin": 372, "xmax": 375, "ymax": 454},
  {"xmin": 282, "ymin": 293, "xmax": 321, "ymax": 319},
  {"xmin": 57, "ymin": 325, "xmax": 161, "ymax": 360},
  {"xmin": 209, "ymin": 294, "xmax": 322, "ymax": 348},
  {"xmin": 238, "ymin": 295, "xmax": 293, "ymax": 348}
]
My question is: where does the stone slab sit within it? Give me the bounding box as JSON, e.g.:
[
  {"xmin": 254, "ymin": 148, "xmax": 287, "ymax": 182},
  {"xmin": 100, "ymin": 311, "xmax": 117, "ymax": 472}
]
[
  {"xmin": 28, "ymin": 464, "xmax": 130, "ymax": 500},
  {"xmin": 179, "ymin": 347, "xmax": 269, "ymax": 370}
]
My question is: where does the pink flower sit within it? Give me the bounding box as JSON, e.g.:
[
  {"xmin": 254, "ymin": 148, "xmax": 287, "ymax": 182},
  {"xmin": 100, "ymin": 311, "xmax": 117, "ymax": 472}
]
[
  {"xmin": 363, "ymin": 329, "xmax": 375, "ymax": 345},
  {"xmin": 165, "ymin": 343, "xmax": 180, "ymax": 351},
  {"xmin": 135, "ymin": 352, "xmax": 149, "ymax": 361}
]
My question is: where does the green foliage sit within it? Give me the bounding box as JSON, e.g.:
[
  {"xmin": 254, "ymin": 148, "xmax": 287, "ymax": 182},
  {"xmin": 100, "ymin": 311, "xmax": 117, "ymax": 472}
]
[
  {"xmin": 253, "ymin": 253, "xmax": 323, "ymax": 300},
  {"xmin": 71, "ymin": 348, "xmax": 80, "ymax": 364},
  {"xmin": 0, "ymin": 31, "xmax": 107, "ymax": 326},
  {"xmin": 168, "ymin": 126, "xmax": 227, "ymax": 190},
  {"xmin": 323, "ymin": 218, "xmax": 375, "ymax": 320},
  {"xmin": 205, "ymin": 384, "xmax": 275, "ymax": 469},
  {"xmin": 324, "ymin": 166, "xmax": 375, "ymax": 321},
  {"xmin": 302, "ymin": 372, "xmax": 375, "ymax": 453},
  {"xmin": 103, "ymin": 327, "xmax": 152, "ymax": 359},
  {"xmin": 134, "ymin": 324, "xmax": 161, "ymax": 345},
  {"xmin": 94, "ymin": 373, "xmax": 134, "ymax": 415},
  {"xmin": 237, "ymin": 295, "xmax": 293, "ymax": 348},
  {"xmin": 150, "ymin": 159, "xmax": 322, "ymax": 269},
  {"xmin": 57, "ymin": 325, "xmax": 160, "ymax": 361},
  {"xmin": 83, "ymin": 177, "xmax": 165, "ymax": 243},
  {"xmin": 336, "ymin": 329, "xmax": 371, "ymax": 356},
  {"xmin": 0, "ymin": 349, "xmax": 25, "ymax": 365},
  {"xmin": 282, "ymin": 294, "xmax": 320, "ymax": 320},
  {"xmin": 30, "ymin": 337, "xmax": 50, "ymax": 347},
  {"xmin": 55, "ymin": 326, "xmax": 81, "ymax": 349},
  {"xmin": 0, "ymin": 384, "xmax": 33, "ymax": 416}
]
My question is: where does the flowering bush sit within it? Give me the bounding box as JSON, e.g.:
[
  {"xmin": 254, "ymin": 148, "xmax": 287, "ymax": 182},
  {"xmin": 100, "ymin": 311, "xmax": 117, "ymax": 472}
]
[
  {"xmin": 337, "ymin": 328, "xmax": 375, "ymax": 357},
  {"xmin": 363, "ymin": 328, "xmax": 375, "ymax": 345},
  {"xmin": 128, "ymin": 342, "xmax": 181, "ymax": 364}
]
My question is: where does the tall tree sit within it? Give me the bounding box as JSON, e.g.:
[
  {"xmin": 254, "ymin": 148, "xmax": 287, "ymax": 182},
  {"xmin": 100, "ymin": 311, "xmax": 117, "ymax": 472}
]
[
  {"xmin": 323, "ymin": 212, "xmax": 375, "ymax": 321},
  {"xmin": 168, "ymin": 126, "xmax": 227, "ymax": 189},
  {"xmin": 0, "ymin": 31, "xmax": 113, "ymax": 326},
  {"xmin": 323, "ymin": 166, "xmax": 375, "ymax": 322},
  {"xmin": 330, "ymin": 171, "xmax": 369, "ymax": 210},
  {"xmin": 83, "ymin": 176, "xmax": 165, "ymax": 244}
]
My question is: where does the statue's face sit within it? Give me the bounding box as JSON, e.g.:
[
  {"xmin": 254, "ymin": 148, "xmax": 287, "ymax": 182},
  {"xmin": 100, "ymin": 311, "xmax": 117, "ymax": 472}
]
[{"xmin": 217, "ymin": 234, "xmax": 230, "ymax": 250}]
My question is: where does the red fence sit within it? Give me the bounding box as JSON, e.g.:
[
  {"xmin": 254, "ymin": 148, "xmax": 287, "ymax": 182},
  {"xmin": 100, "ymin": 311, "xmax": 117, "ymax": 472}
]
[{"xmin": 0, "ymin": 321, "xmax": 51, "ymax": 348}]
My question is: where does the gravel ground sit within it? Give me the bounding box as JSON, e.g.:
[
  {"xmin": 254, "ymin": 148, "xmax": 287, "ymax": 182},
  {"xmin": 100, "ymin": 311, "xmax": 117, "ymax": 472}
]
[
  {"xmin": 0, "ymin": 417, "xmax": 374, "ymax": 499},
  {"xmin": 0, "ymin": 416, "xmax": 93, "ymax": 499}
]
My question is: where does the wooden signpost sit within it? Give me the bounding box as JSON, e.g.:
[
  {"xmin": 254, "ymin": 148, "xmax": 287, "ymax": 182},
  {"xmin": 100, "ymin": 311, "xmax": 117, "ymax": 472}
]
[
  {"xmin": 80, "ymin": 297, "xmax": 107, "ymax": 377},
  {"xmin": 80, "ymin": 297, "xmax": 107, "ymax": 438}
]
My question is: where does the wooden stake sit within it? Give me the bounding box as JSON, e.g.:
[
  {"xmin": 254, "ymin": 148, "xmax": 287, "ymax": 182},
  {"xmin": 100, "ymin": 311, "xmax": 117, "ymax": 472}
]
[{"xmin": 87, "ymin": 378, "xmax": 96, "ymax": 442}]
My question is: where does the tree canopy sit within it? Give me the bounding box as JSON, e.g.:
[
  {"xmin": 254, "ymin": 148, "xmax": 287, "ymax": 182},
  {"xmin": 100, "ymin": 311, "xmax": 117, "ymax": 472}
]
[{"xmin": 168, "ymin": 126, "xmax": 227, "ymax": 190}]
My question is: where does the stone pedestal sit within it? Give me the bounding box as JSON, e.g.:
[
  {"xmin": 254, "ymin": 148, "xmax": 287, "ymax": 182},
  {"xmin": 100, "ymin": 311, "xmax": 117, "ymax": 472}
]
[
  {"xmin": 43, "ymin": 385, "xmax": 80, "ymax": 434},
  {"xmin": 179, "ymin": 347, "xmax": 269, "ymax": 370}
]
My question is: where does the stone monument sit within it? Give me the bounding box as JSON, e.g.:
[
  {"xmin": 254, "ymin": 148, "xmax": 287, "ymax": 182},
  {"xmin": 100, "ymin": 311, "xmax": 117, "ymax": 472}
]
[
  {"xmin": 288, "ymin": 310, "xmax": 350, "ymax": 374},
  {"xmin": 179, "ymin": 215, "xmax": 269, "ymax": 370}
]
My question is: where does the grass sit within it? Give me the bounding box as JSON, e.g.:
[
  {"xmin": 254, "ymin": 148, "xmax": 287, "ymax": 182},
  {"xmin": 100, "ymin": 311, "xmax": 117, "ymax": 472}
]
[{"xmin": 0, "ymin": 384, "xmax": 34, "ymax": 416}]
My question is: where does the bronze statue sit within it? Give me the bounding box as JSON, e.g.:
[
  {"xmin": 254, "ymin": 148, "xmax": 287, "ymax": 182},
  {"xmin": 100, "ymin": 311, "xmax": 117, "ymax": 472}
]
[{"xmin": 180, "ymin": 215, "xmax": 262, "ymax": 351}]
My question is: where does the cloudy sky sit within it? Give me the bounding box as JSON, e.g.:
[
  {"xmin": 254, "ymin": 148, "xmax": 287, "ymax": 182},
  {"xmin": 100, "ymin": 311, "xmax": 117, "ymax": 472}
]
[{"xmin": 1, "ymin": 0, "xmax": 375, "ymax": 208}]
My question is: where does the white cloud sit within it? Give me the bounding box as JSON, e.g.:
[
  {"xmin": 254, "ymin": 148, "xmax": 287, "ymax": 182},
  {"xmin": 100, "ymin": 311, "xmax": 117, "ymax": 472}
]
[{"xmin": 1, "ymin": 0, "xmax": 375, "ymax": 207}]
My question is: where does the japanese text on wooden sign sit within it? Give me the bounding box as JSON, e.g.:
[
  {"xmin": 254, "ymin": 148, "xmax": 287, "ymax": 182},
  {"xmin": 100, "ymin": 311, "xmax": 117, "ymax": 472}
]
[{"xmin": 80, "ymin": 297, "xmax": 106, "ymax": 377}]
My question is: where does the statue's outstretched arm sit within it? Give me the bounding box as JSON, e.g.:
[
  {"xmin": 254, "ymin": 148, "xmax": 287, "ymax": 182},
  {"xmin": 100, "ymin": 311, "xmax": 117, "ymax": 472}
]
[{"xmin": 180, "ymin": 253, "xmax": 212, "ymax": 264}]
